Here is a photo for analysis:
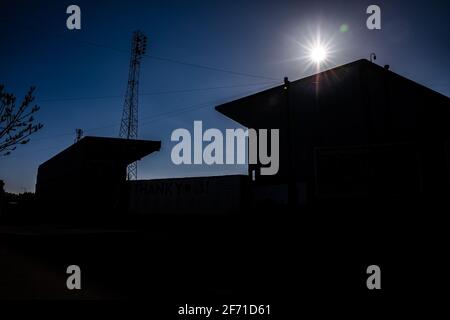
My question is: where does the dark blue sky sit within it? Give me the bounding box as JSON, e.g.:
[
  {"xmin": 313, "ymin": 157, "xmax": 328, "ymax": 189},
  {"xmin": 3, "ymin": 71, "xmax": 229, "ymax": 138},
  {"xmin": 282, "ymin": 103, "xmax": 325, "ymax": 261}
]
[{"xmin": 1, "ymin": 0, "xmax": 449, "ymax": 193}]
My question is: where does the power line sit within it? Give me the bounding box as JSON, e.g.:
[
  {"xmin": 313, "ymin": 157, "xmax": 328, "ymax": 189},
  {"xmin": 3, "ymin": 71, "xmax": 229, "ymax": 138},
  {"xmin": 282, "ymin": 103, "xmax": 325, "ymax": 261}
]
[
  {"xmin": 0, "ymin": 18, "xmax": 279, "ymax": 81},
  {"xmin": 0, "ymin": 102, "xmax": 206, "ymax": 159},
  {"xmin": 35, "ymin": 81, "xmax": 278, "ymax": 103},
  {"xmin": 49, "ymin": 34, "xmax": 278, "ymax": 81},
  {"xmin": 27, "ymin": 101, "xmax": 205, "ymax": 143},
  {"xmin": 29, "ymin": 81, "xmax": 278, "ymax": 143},
  {"xmin": 4, "ymin": 85, "xmax": 271, "ymax": 158},
  {"xmin": 145, "ymin": 54, "xmax": 278, "ymax": 81},
  {"xmin": 63, "ymin": 36, "xmax": 279, "ymax": 81},
  {"xmin": 32, "ymin": 100, "xmax": 217, "ymax": 142}
]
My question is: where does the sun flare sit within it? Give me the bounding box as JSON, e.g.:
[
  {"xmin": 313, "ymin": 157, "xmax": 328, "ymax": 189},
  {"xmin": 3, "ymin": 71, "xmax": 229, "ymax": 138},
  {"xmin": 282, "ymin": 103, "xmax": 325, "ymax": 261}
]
[{"xmin": 309, "ymin": 45, "xmax": 327, "ymax": 64}]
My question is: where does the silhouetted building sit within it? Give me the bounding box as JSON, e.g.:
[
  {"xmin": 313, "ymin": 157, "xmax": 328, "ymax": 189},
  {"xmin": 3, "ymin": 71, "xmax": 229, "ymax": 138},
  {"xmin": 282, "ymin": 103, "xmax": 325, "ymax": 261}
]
[
  {"xmin": 36, "ymin": 136, "xmax": 161, "ymax": 215},
  {"xmin": 34, "ymin": 59, "xmax": 450, "ymax": 217},
  {"xmin": 128, "ymin": 175, "xmax": 249, "ymax": 215},
  {"xmin": 216, "ymin": 59, "xmax": 450, "ymax": 208}
]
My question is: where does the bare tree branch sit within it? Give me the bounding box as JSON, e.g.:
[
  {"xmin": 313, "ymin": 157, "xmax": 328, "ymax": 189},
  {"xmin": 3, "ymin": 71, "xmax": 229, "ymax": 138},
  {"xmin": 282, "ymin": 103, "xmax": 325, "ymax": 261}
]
[{"xmin": 0, "ymin": 85, "xmax": 43, "ymax": 156}]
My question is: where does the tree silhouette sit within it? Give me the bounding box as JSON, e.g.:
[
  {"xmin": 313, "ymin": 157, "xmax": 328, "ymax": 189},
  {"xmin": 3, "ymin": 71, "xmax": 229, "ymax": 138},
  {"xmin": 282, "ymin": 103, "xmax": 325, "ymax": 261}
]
[{"xmin": 0, "ymin": 85, "xmax": 43, "ymax": 156}]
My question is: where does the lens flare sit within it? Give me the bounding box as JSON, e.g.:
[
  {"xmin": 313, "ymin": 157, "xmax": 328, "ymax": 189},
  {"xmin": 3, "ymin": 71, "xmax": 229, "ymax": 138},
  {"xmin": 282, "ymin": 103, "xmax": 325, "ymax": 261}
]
[
  {"xmin": 310, "ymin": 45, "xmax": 327, "ymax": 64},
  {"xmin": 283, "ymin": 26, "xmax": 336, "ymax": 73}
]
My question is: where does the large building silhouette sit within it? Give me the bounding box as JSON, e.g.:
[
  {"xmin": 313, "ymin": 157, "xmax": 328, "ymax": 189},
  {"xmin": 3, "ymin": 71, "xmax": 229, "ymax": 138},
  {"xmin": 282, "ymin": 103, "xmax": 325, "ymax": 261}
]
[
  {"xmin": 36, "ymin": 136, "xmax": 161, "ymax": 215},
  {"xmin": 217, "ymin": 59, "xmax": 450, "ymax": 208},
  {"xmin": 35, "ymin": 59, "xmax": 450, "ymax": 215}
]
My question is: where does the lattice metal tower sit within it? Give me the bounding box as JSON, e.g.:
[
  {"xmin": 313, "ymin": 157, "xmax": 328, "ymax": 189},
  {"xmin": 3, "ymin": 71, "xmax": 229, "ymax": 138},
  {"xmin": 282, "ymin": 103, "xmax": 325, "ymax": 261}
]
[{"xmin": 119, "ymin": 31, "xmax": 147, "ymax": 180}]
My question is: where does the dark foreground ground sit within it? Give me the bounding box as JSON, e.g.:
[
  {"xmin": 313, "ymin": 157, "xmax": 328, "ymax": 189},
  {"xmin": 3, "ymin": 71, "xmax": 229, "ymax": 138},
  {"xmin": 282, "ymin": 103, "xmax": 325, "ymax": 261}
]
[{"xmin": 0, "ymin": 204, "xmax": 448, "ymax": 317}]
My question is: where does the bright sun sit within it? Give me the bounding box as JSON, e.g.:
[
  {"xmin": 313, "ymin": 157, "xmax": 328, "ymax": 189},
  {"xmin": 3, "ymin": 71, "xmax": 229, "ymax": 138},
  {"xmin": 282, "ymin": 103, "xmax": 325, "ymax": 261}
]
[
  {"xmin": 310, "ymin": 45, "xmax": 327, "ymax": 64},
  {"xmin": 287, "ymin": 27, "xmax": 334, "ymax": 71}
]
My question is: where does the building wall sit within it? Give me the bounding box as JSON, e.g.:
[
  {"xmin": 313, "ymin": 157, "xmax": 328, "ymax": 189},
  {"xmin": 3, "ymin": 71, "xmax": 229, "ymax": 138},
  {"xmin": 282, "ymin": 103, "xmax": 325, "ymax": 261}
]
[
  {"xmin": 127, "ymin": 175, "xmax": 249, "ymax": 215},
  {"xmin": 247, "ymin": 62, "xmax": 450, "ymax": 206}
]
